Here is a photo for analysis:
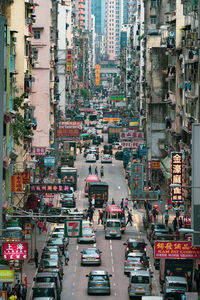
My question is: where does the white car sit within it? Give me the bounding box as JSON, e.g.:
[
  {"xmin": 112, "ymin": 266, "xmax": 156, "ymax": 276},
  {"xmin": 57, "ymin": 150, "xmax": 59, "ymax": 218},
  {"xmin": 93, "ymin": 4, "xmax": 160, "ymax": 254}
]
[
  {"xmin": 95, "ymin": 123, "xmax": 104, "ymax": 130},
  {"xmin": 77, "ymin": 227, "xmax": 96, "ymax": 243},
  {"xmin": 86, "ymin": 153, "xmax": 96, "ymax": 162},
  {"xmin": 101, "ymin": 154, "xmax": 112, "ymax": 163},
  {"xmin": 112, "ymin": 142, "xmax": 122, "ymax": 149}
]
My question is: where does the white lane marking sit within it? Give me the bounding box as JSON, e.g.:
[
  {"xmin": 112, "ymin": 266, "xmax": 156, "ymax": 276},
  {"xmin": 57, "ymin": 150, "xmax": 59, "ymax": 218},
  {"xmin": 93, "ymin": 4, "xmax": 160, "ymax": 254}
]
[
  {"xmin": 73, "ymin": 282, "xmax": 75, "ymax": 286},
  {"xmin": 111, "ymin": 251, "xmax": 113, "ymax": 257},
  {"xmin": 76, "ymin": 245, "xmax": 79, "ymax": 251},
  {"xmin": 112, "ymin": 265, "xmax": 114, "ymax": 273}
]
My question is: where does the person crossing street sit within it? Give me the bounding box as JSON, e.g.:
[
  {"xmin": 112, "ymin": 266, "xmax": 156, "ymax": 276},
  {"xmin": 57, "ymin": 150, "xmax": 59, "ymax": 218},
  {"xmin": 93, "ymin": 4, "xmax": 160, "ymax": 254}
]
[{"xmin": 126, "ymin": 210, "xmax": 133, "ymax": 226}]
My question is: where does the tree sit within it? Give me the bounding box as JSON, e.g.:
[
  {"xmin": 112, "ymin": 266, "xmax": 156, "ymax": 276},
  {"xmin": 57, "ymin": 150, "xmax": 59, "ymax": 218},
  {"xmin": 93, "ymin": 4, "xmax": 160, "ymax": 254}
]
[{"xmin": 80, "ymin": 88, "xmax": 90, "ymax": 100}]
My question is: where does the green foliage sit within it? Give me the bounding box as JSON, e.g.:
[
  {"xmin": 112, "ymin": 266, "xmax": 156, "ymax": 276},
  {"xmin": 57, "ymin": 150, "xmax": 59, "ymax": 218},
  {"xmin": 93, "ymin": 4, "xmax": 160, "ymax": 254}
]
[{"xmin": 80, "ymin": 88, "xmax": 90, "ymax": 100}]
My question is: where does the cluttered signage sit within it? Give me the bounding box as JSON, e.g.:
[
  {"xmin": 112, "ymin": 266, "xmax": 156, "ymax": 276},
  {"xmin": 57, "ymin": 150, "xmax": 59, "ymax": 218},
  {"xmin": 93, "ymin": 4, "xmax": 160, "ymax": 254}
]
[
  {"xmin": 154, "ymin": 241, "xmax": 200, "ymax": 259},
  {"xmin": 95, "ymin": 64, "xmax": 101, "ymax": 86},
  {"xmin": 14, "ymin": 172, "xmax": 30, "ymax": 184},
  {"xmin": 57, "ymin": 121, "xmax": 82, "ymax": 130},
  {"xmin": 44, "ymin": 157, "xmax": 55, "ymax": 166},
  {"xmin": 120, "ymin": 131, "xmax": 143, "ymax": 140},
  {"xmin": 2, "ymin": 242, "xmax": 28, "ymax": 260},
  {"xmin": 171, "ymin": 152, "xmax": 184, "ymax": 209},
  {"xmin": 66, "ymin": 49, "xmax": 73, "ymax": 73},
  {"xmin": 122, "ymin": 141, "xmax": 141, "ymax": 149},
  {"xmin": 30, "ymin": 183, "xmax": 72, "ymax": 193},
  {"xmin": 56, "ymin": 127, "xmax": 80, "ymax": 138},
  {"xmin": 103, "ymin": 112, "xmax": 120, "ymax": 122},
  {"xmin": 11, "ymin": 175, "xmax": 23, "ymax": 192},
  {"xmin": 131, "ymin": 163, "xmax": 158, "ymax": 200},
  {"xmin": 64, "ymin": 219, "xmax": 82, "ymax": 238},
  {"xmin": 121, "ymin": 118, "xmax": 139, "ymax": 127}
]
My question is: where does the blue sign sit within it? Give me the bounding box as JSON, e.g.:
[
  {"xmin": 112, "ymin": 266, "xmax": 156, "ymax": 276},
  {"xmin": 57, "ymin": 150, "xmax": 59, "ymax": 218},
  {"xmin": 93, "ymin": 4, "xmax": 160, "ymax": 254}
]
[
  {"xmin": 139, "ymin": 144, "xmax": 147, "ymax": 156},
  {"xmin": 131, "ymin": 163, "xmax": 158, "ymax": 200},
  {"xmin": 44, "ymin": 157, "xmax": 55, "ymax": 166}
]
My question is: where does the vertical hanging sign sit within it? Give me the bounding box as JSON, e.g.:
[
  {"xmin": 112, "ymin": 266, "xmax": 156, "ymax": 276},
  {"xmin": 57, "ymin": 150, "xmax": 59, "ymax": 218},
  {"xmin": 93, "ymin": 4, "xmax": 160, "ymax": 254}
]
[
  {"xmin": 171, "ymin": 152, "xmax": 184, "ymax": 209},
  {"xmin": 95, "ymin": 64, "xmax": 100, "ymax": 85}
]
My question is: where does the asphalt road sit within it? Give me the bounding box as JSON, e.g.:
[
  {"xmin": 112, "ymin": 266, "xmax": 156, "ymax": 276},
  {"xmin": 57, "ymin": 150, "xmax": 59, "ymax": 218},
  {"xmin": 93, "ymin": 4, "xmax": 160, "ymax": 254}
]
[{"xmin": 61, "ymin": 133, "xmax": 162, "ymax": 299}]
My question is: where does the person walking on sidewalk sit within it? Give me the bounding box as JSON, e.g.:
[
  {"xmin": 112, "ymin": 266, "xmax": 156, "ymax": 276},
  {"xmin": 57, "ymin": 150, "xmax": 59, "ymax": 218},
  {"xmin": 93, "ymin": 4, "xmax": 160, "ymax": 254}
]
[
  {"xmin": 100, "ymin": 166, "xmax": 104, "ymax": 178},
  {"xmin": 126, "ymin": 210, "xmax": 133, "ymax": 226},
  {"xmin": 124, "ymin": 198, "xmax": 128, "ymax": 210},
  {"xmin": 21, "ymin": 284, "xmax": 27, "ymax": 300},
  {"xmin": 120, "ymin": 198, "xmax": 124, "ymax": 209},
  {"xmin": 64, "ymin": 247, "xmax": 69, "ymax": 265},
  {"xmin": 34, "ymin": 249, "xmax": 39, "ymax": 268},
  {"xmin": 111, "ymin": 198, "xmax": 115, "ymax": 204},
  {"xmin": 95, "ymin": 166, "xmax": 98, "ymax": 176},
  {"xmin": 179, "ymin": 217, "xmax": 183, "ymax": 228},
  {"xmin": 173, "ymin": 217, "xmax": 178, "ymax": 232},
  {"xmin": 14, "ymin": 280, "xmax": 21, "ymax": 300},
  {"xmin": 164, "ymin": 212, "xmax": 169, "ymax": 227}
]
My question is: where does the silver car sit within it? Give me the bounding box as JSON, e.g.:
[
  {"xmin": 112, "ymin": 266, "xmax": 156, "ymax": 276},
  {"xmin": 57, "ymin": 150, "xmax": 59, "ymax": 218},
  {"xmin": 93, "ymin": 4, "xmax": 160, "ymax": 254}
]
[
  {"xmin": 81, "ymin": 248, "xmax": 102, "ymax": 265},
  {"xmin": 101, "ymin": 154, "xmax": 112, "ymax": 163},
  {"xmin": 77, "ymin": 227, "xmax": 96, "ymax": 243},
  {"xmin": 86, "ymin": 270, "xmax": 112, "ymax": 295}
]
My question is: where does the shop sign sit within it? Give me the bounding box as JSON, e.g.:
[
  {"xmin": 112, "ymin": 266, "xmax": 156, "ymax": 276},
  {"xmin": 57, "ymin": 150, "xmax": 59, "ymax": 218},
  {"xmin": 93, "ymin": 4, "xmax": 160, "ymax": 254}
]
[
  {"xmin": 110, "ymin": 94, "xmax": 126, "ymax": 102},
  {"xmin": 44, "ymin": 157, "xmax": 55, "ymax": 166},
  {"xmin": 154, "ymin": 241, "xmax": 200, "ymax": 259},
  {"xmin": 120, "ymin": 131, "xmax": 143, "ymax": 140},
  {"xmin": 34, "ymin": 147, "xmax": 46, "ymax": 156},
  {"xmin": 0, "ymin": 270, "xmax": 14, "ymax": 282},
  {"xmin": 15, "ymin": 172, "xmax": 30, "ymax": 184},
  {"xmin": 57, "ymin": 121, "xmax": 82, "ymax": 130},
  {"xmin": 171, "ymin": 152, "xmax": 184, "ymax": 209},
  {"xmin": 3, "ymin": 242, "xmax": 28, "ymax": 260},
  {"xmin": 131, "ymin": 163, "xmax": 158, "ymax": 200},
  {"xmin": 11, "ymin": 175, "xmax": 23, "ymax": 192},
  {"xmin": 183, "ymin": 216, "xmax": 191, "ymax": 226},
  {"xmin": 66, "ymin": 49, "xmax": 73, "ymax": 73},
  {"xmin": 122, "ymin": 141, "xmax": 141, "ymax": 148},
  {"xmin": 103, "ymin": 112, "xmax": 120, "ymax": 122},
  {"xmin": 121, "ymin": 118, "xmax": 138, "ymax": 126},
  {"xmin": 30, "ymin": 183, "xmax": 72, "ymax": 193},
  {"xmin": 25, "ymin": 223, "xmax": 32, "ymax": 240},
  {"xmin": 95, "ymin": 64, "xmax": 100, "ymax": 86},
  {"xmin": 147, "ymin": 160, "xmax": 152, "ymax": 183},
  {"xmin": 64, "ymin": 219, "xmax": 82, "ymax": 238},
  {"xmin": 0, "ymin": 291, "xmax": 7, "ymax": 299},
  {"xmin": 152, "ymin": 161, "xmax": 160, "ymax": 169},
  {"xmin": 56, "ymin": 127, "xmax": 80, "ymax": 138}
]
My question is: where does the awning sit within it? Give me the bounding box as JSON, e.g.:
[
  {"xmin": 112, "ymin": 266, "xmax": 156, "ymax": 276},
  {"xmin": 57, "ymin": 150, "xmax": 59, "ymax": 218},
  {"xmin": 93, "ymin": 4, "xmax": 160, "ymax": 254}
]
[{"xmin": 160, "ymin": 156, "xmax": 171, "ymax": 179}]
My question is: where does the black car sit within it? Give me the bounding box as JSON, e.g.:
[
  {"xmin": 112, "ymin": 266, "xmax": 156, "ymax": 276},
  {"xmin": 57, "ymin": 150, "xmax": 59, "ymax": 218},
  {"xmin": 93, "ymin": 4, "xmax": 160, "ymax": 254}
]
[
  {"xmin": 115, "ymin": 151, "xmax": 123, "ymax": 160},
  {"xmin": 61, "ymin": 196, "xmax": 76, "ymax": 208},
  {"xmin": 123, "ymin": 238, "xmax": 147, "ymax": 258}
]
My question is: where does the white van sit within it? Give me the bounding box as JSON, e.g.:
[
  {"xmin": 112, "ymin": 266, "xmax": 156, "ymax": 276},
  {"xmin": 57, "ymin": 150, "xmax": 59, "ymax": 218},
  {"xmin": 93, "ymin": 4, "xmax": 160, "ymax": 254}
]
[
  {"xmin": 128, "ymin": 269, "xmax": 152, "ymax": 298},
  {"xmin": 105, "ymin": 219, "xmax": 121, "ymax": 239}
]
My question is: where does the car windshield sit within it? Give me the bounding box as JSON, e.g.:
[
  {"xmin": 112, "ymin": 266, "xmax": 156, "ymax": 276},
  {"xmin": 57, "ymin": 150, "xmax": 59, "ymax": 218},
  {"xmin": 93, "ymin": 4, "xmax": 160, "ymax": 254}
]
[
  {"xmin": 107, "ymin": 221, "xmax": 120, "ymax": 227},
  {"xmin": 41, "ymin": 260, "xmax": 58, "ymax": 267},
  {"xmin": 129, "ymin": 242, "xmax": 145, "ymax": 249},
  {"xmin": 169, "ymin": 283, "xmax": 187, "ymax": 288},
  {"xmin": 83, "ymin": 229, "xmax": 93, "ymax": 235},
  {"xmin": 33, "ymin": 288, "xmax": 55, "ymax": 298},
  {"xmin": 90, "ymin": 275, "xmax": 108, "ymax": 281},
  {"xmin": 48, "ymin": 239, "xmax": 62, "ymax": 245},
  {"xmin": 36, "ymin": 277, "xmax": 55, "ymax": 284},
  {"xmin": 127, "ymin": 257, "xmax": 142, "ymax": 262},
  {"xmin": 84, "ymin": 249, "xmax": 98, "ymax": 254},
  {"xmin": 131, "ymin": 276, "xmax": 149, "ymax": 283}
]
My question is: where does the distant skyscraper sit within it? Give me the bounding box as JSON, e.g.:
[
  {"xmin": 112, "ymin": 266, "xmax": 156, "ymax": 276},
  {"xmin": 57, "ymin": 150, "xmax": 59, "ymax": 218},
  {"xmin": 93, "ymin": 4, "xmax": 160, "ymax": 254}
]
[
  {"xmin": 123, "ymin": 0, "xmax": 137, "ymax": 24},
  {"xmin": 85, "ymin": 0, "xmax": 91, "ymax": 31},
  {"xmin": 105, "ymin": 0, "xmax": 123, "ymax": 60},
  {"xmin": 91, "ymin": 0, "xmax": 106, "ymax": 34}
]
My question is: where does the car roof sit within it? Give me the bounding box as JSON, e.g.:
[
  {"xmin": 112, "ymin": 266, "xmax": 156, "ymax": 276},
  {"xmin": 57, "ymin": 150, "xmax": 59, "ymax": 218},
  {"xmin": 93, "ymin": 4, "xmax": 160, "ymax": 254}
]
[
  {"xmin": 36, "ymin": 272, "xmax": 59, "ymax": 278},
  {"xmin": 127, "ymin": 238, "xmax": 146, "ymax": 243},
  {"xmin": 84, "ymin": 248, "xmax": 98, "ymax": 251},
  {"xmin": 127, "ymin": 252, "xmax": 144, "ymax": 257},
  {"xmin": 33, "ymin": 283, "xmax": 56, "ymax": 288},
  {"xmin": 130, "ymin": 269, "xmax": 150, "ymax": 276},
  {"xmin": 165, "ymin": 276, "xmax": 187, "ymax": 283},
  {"xmin": 107, "ymin": 218, "xmax": 120, "ymax": 222},
  {"xmin": 89, "ymin": 270, "xmax": 108, "ymax": 275}
]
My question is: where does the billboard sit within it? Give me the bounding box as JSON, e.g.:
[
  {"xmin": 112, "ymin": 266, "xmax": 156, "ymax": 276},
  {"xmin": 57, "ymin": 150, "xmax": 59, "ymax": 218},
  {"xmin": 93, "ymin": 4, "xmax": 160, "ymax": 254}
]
[
  {"xmin": 171, "ymin": 152, "xmax": 183, "ymax": 209},
  {"xmin": 56, "ymin": 127, "xmax": 80, "ymax": 138},
  {"xmin": 11, "ymin": 175, "xmax": 23, "ymax": 192},
  {"xmin": 110, "ymin": 94, "xmax": 126, "ymax": 102},
  {"xmin": 30, "ymin": 183, "xmax": 72, "ymax": 193},
  {"xmin": 64, "ymin": 219, "xmax": 82, "ymax": 238},
  {"xmin": 120, "ymin": 131, "xmax": 143, "ymax": 140},
  {"xmin": 95, "ymin": 64, "xmax": 100, "ymax": 85},
  {"xmin": 3, "ymin": 242, "xmax": 28, "ymax": 260},
  {"xmin": 66, "ymin": 49, "xmax": 73, "ymax": 73},
  {"xmin": 154, "ymin": 241, "xmax": 200, "ymax": 259}
]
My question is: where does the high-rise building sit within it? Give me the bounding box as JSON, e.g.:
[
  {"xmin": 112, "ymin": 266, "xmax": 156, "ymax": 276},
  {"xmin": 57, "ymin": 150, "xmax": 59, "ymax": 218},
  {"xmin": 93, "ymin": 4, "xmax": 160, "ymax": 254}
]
[
  {"xmin": 123, "ymin": 0, "xmax": 137, "ymax": 24},
  {"xmin": 85, "ymin": 0, "xmax": 91, "ymax": 31},
  {"xmin": 91, "ymin": 0, "xmax": 106, "ymax": 34},
  {"xmin": 105, "ymin": 0, "xmax": 123, "ymax": 60}
]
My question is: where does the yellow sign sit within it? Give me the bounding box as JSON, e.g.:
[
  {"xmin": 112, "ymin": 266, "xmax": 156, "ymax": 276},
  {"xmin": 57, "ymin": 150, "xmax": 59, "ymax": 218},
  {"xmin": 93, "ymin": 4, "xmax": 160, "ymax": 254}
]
[
  {"xmin": 95, "ymin": 64, "xmax": 101, "ymax": 85},
  {"xmin": 0, "ymin": 270, "xmax": 14, "ymax": 282},
  {"xmin": 152, "ymin": 161, "xmax": 160, "ymax": 169}
]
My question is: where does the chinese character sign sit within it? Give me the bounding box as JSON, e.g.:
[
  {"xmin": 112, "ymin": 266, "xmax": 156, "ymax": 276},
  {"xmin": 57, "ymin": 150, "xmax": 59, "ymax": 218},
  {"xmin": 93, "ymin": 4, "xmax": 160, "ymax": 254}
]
[
  {"xmin": 64, "ymin": 220, "xmax": 82, "ymax": 237},
  {"xmin": 131, "ymin": 163, "xmax": 158, "ymax": 200},
  {"xmin": 154, "ymin": 241, "xmax": 200, "ymax": 259},
  {"xmin": 95, "ymin": 64, "xmax": 100, "ymax": 86},
  {"xmin": 34, "ymin": 147, "xmax": 46, "ymax": 156},
  {"xmin": 30, "ymin": 183, "xmax": 71, "ymax": 193},
  {"xmin": 171, "ymin": 152, "xmax": 183, "ymax": 209},
  {"xmin": 11, "ymin": 175, "xmax": 23, "ymax": 192},
  {"xmin": 3, "ymin": 242, "xmax": 28, "ymax": 260}
]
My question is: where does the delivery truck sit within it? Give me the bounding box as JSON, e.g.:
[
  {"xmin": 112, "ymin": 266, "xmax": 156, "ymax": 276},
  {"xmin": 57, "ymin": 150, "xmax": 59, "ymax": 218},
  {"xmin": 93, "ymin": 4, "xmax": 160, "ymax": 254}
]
[{"xmin": 61, "ymin": 166, "xmax": 78, "ymax": 190}]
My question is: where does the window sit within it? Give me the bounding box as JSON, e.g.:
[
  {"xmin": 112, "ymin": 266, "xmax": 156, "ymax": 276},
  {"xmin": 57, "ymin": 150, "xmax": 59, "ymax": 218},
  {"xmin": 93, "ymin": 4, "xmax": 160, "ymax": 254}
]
[
  {"xmin": 150, "ymin": 16, "xmax": 157, "ymax": 24},
  {"xmin": 34, "ymin": 30, "xmax": 40, "ymax": 39},
  {"xmin": 32, "ymin": 48, "xmax": 38, "ymax": 60},
  {"xmin": 151, "ymin": 0, "xmax": 157, "ymax": 8}
]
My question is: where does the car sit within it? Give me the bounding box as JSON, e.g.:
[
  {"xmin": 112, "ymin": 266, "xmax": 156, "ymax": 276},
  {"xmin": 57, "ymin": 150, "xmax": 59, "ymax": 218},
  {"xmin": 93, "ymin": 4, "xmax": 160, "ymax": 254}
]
[
  {"xmin": 151, "ymin": 232, "xmax": 174, "ymax": 248},
  {"xmin": 124, "ymin": 252, "xmax": 149, "ymax": 275},
  {"xmin": 41, "ymin": 252, "xmax": 63, "ymax": 266},
  {"xmin": 112, "ymin": 141, "xmax": 122, "ymax": 149},
  {"xmin": 86, "ymin": 270, "xmax": 112, "ymax": 295},
  {"xmin": 115, "ymin": 150, "xmax": 123, "ymax": 160},
  {"xmin": 77, "ymin": 227, "xmax": 96, "ymax": 243},
  {"xmin": 80, "ymin": 248, "xmax": 102, "ymax": 265},
  {"xmin": 60, "ymin": 196, "xmax": 76, "ymax": 208},
  {"xmin": 60, "ymin": 187, "xmax": 74, "ymax": 199},
  {"xmin": 38, "ymin": 259, "xmax": 64, "ymax": 280},
  {"xmin": 146, "ymin": 223, "xmax": 166, "ymax": 240},
  {"xmin": 128, "ymin": 269, "xmax": 153, "ymax": 299},
  {"xmin": 34, "ymin": 272, "xmax": 62, "ymax": 299},
  {"xmin": 124, "ymin": 238, "xmax": 147, "ymax": 258},
  {"xmin": 53, "ymin": 225, "xmax": 64, "ymax": 233},
  {"xmin": 86, "ymin": 153, "xmax": 96, "ymax": 162},
  {"xmin": 46, "ymin": 237, "xmax": 67, "ymax": 251},
  {"xmin": 49, "ymin": 232, "xmax": 68, "ymax": 244},
  {"xmin": 150, "ymin": 229, "xmax": 171, "ymax": 247},
  {"xmin": 101, "ymin": 154, "xmax": 112, "ymax": 163},
  {"xmin": 32, "ymin": 282, "xmax": 58, "ymax": 300}
]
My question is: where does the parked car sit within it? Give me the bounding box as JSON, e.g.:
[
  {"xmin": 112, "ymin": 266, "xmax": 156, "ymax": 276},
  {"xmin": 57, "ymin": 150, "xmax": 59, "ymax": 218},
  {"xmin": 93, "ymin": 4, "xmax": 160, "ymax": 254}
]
[
  {"xmin": 46, "ymin": 237, "xmax": 67, "ymax": 252},
  {"xmin": 60, "ymin": 195, "xmax": 76, "ymax": 208},
  {"xmin": 32, "ymin": 282, "xmax": 58, "ymax": 300},
  {"xmin": 80, "ymin": 248, "xmax": 102, "ymax": 265},
  {"xmin": 86, "ymin": 153, "xmax": 96, "ymax": 162},
  {"xmin": 38, "ymin": 259, "xmax": 63, "ymax": 280},
  {"xmin": 34, "ymin": 272, "xmax": 62, "ymax": 299},
  {"xmin": 124, "ymin": 252, "xmax": 149, "ymax": 275},
  {"xmin": 86, "ymin": 270, "xmax": 112, "ymax": 295},
  {"xmin": 115, "ymin": 151, "xmax": 123, "ymax": 160},
  {"xmin": 41, "ymin": 253, "xmax": 63, "ymax": 266},
  {"xmin": 124, "ymin": 238, "xmax": 147, "ymax": 258},
  {"xmin": 52, "ymin": 225, "xmax": 64, "ymax": 233},
  {"xmin": 128, "ymin": 269, "xmax": 153, "ymax": 299},
  {"xmin": 147, "ymin": 223, "xmax": 166, "ymax": 240},
  {"xmin": 77, "ymin": 227, "xmax": 96, "ymax": 243},
  {"xmin": 101, "ymin": 154, "xmax": 112, "ymax": 163}
]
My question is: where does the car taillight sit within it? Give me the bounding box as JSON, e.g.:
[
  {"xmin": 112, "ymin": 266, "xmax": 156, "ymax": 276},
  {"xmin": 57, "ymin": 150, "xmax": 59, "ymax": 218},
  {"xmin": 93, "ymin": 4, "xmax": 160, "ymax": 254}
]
[
  {"xmin": 128, "ymin": 284, "xmax": 131, "ymax": 289},
  {"xmin": 141, "ymin": 261, "xmax": 144, "ymax": 263},
  {"xmin": 124, "ymin": 260, "xmax": 128, "ymax": 263},
  {"xmin": 39, "ymin": 267, "xmax": 44, "ymax": 271},
  {"xmin": 126, "ymin": 247, "xmax": 129, "ymax": 252},
  {"xmin": 96, "ymin": 255, "xmax": 100, "ymax": 259},
  {"xmin": 144, "ymin": 247, "xmax": 147, "ymax": 252},
  {"xmin": 81, "ymin": 255, "xmax": 85, "ymax": 259},
  {"xmin": 149, "ymin": 284, "xmax": 152, "ymax": 289},
  {"xmin": 91, "ymin": 235, "xmax": 95, "ymax": 237}
]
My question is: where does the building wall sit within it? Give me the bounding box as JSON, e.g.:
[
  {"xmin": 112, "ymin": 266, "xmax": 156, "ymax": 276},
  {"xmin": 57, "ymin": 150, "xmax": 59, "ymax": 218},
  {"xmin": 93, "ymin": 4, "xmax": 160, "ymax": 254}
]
[{"xmin": 31, "ymin": 0, "xmax": 51, "ymax": 147}]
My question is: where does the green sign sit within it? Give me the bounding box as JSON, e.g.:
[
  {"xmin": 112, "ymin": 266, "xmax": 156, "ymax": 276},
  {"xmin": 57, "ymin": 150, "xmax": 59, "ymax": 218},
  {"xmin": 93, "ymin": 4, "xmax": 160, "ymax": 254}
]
[
  {"xmin": 110, "ymin": 95, "xmax": 126, "ymax": 101},
  {"xmin": 6, "ymin": 220, "xmax": 19, "ymax": 228},
  {"xmin": 0, "ymin": 270, "xmax": 14, "ymax": 282},
  {"xmin": 64, "ymin": 219, "xmax": 82, "ymax": 238}
]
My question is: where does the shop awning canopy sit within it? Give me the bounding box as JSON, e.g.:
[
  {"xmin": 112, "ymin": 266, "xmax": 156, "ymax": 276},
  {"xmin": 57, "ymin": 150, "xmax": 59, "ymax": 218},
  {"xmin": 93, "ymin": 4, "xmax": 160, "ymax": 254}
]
[{"xmin": 160, "ymin": 156, "xmax": 171, "ymax": 179}]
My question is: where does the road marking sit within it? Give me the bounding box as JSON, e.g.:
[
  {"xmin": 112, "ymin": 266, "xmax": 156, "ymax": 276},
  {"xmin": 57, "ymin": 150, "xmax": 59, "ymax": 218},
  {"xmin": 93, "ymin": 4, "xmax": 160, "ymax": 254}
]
[{"xmin": 112, "ymin": 265, "xmax": 114, "ymax": 273}]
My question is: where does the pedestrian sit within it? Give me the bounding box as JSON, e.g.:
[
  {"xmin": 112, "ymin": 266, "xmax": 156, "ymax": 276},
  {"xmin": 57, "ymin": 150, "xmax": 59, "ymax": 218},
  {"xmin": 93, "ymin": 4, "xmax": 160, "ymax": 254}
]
[
  {"xmin": 176, "ymin": 210, "xmax": 180, "ymax": 219},
  {"xmin": 88, "ymin": 208, "xmax": 94, "ymax": 222},
  {"xmin": 34, "ymin": 249, "xmax": 39, "ymax": 268},
  {"xmin": 14, "ymin": 280, "xmax": 21, "ymax": 300},
  {"xmin": 157, "ymin": 188, "xmax": 161, "ymax": 200},
  {"xmin": 152, "ymin": 207, "xmax": 158, "ymax": 222},
  {"xmin": 124, "ymin": 198, "xmax": 128, "ymax": 210},
  {"xmin": 89, "ymin": 165, "xmax": 92, "ymax": 174},
  {"xmin": 194, "ymin": 268, "xmax": 200, "ymax": 292},
  {"xmin": 9, "ymin": 292, "xmax": 17, "ymax": 300},
  {"xmin": 144, "ymin": 200, "xmax": 147, "ymax": 210},
  {"xmin": 120, "ymin": 198, "xmax": 124, "ymax": 209},
  {"xmin": 100, "ymin": 166, "xmax": 104, "ymax": 178},
  {"xmin": 91, "ymin": 197, "xmax": 95, "ymax": 209},
  {"xmin": 21, "ymin": 285, "xmax": 27, "ymax": 300},
  {"xmin": 126, "ymin": 210, "xmax": 133, "ymax": 226},
  {"xmin": 95, "ymin": 166, "xmax": 98, "ymax": 175},
  {"xmin": 103, "ymin": 200, "xmax": 107, "ymax": 210},
  {"xmin": 98, "ymin": 210, "xmax": 103, "ymax": 225},
  {"xmin": 38, "ymin": 220, "xmax": 43, "ymax": 234},
  {"xmin": 172, "ymin": 217, "xmax": 178, "ymax": 232},
  {"xmin": 111, "ymin": 198, "xmax": 115, "ymax": 204},
  {"xmin": 64, "ymin": 247, "xmax": 69, "ymax": 265},
  {"xmin": 164, "ymin": 212, "xmax": 169, "ymax": 227},
  {"xmin": 133, "ymin": 200, "xmax": 137, "ymax": 209},
  {"xmin": 179, "ymin": 217, "xmax": 183, "ymax": 228}
]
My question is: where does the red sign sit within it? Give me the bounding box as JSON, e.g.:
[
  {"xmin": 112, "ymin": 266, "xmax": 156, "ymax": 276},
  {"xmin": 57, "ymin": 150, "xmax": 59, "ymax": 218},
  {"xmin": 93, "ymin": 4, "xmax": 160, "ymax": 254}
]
[
  {"xmin": 11, "ymin": 175, "xmax": 23, "ymax": 192},
  {"xmin": 152, "ymin": 161, "xmax": 160, "ymax": 169},
  {"xmin": 120, "ymin": 131, "xmax": 144, "ymax": 140},
  {"xmin": 154, "ymin": 241, "xmax": 200, "ymax": 259},
  {"xmin": 3, "ymin": 242, "xmax": 28, "ymax": 260},
  {"xmin": 56, "ymin": 128, "xmax": 80, "ymax": 138},
  {"xmin": 34, "ymin": 147, "xmax": 46, "ymax": 156},
  {"xmin": 15, "ymin": 172, "xmax": 30, "ymax": 184},
  {"xmin": 79, "ymin": 108, "xmax": 95, "ymax": 113},
  {"xmin": 171, "ymin": 152, "xmax": 183, "ymax": 209}
]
